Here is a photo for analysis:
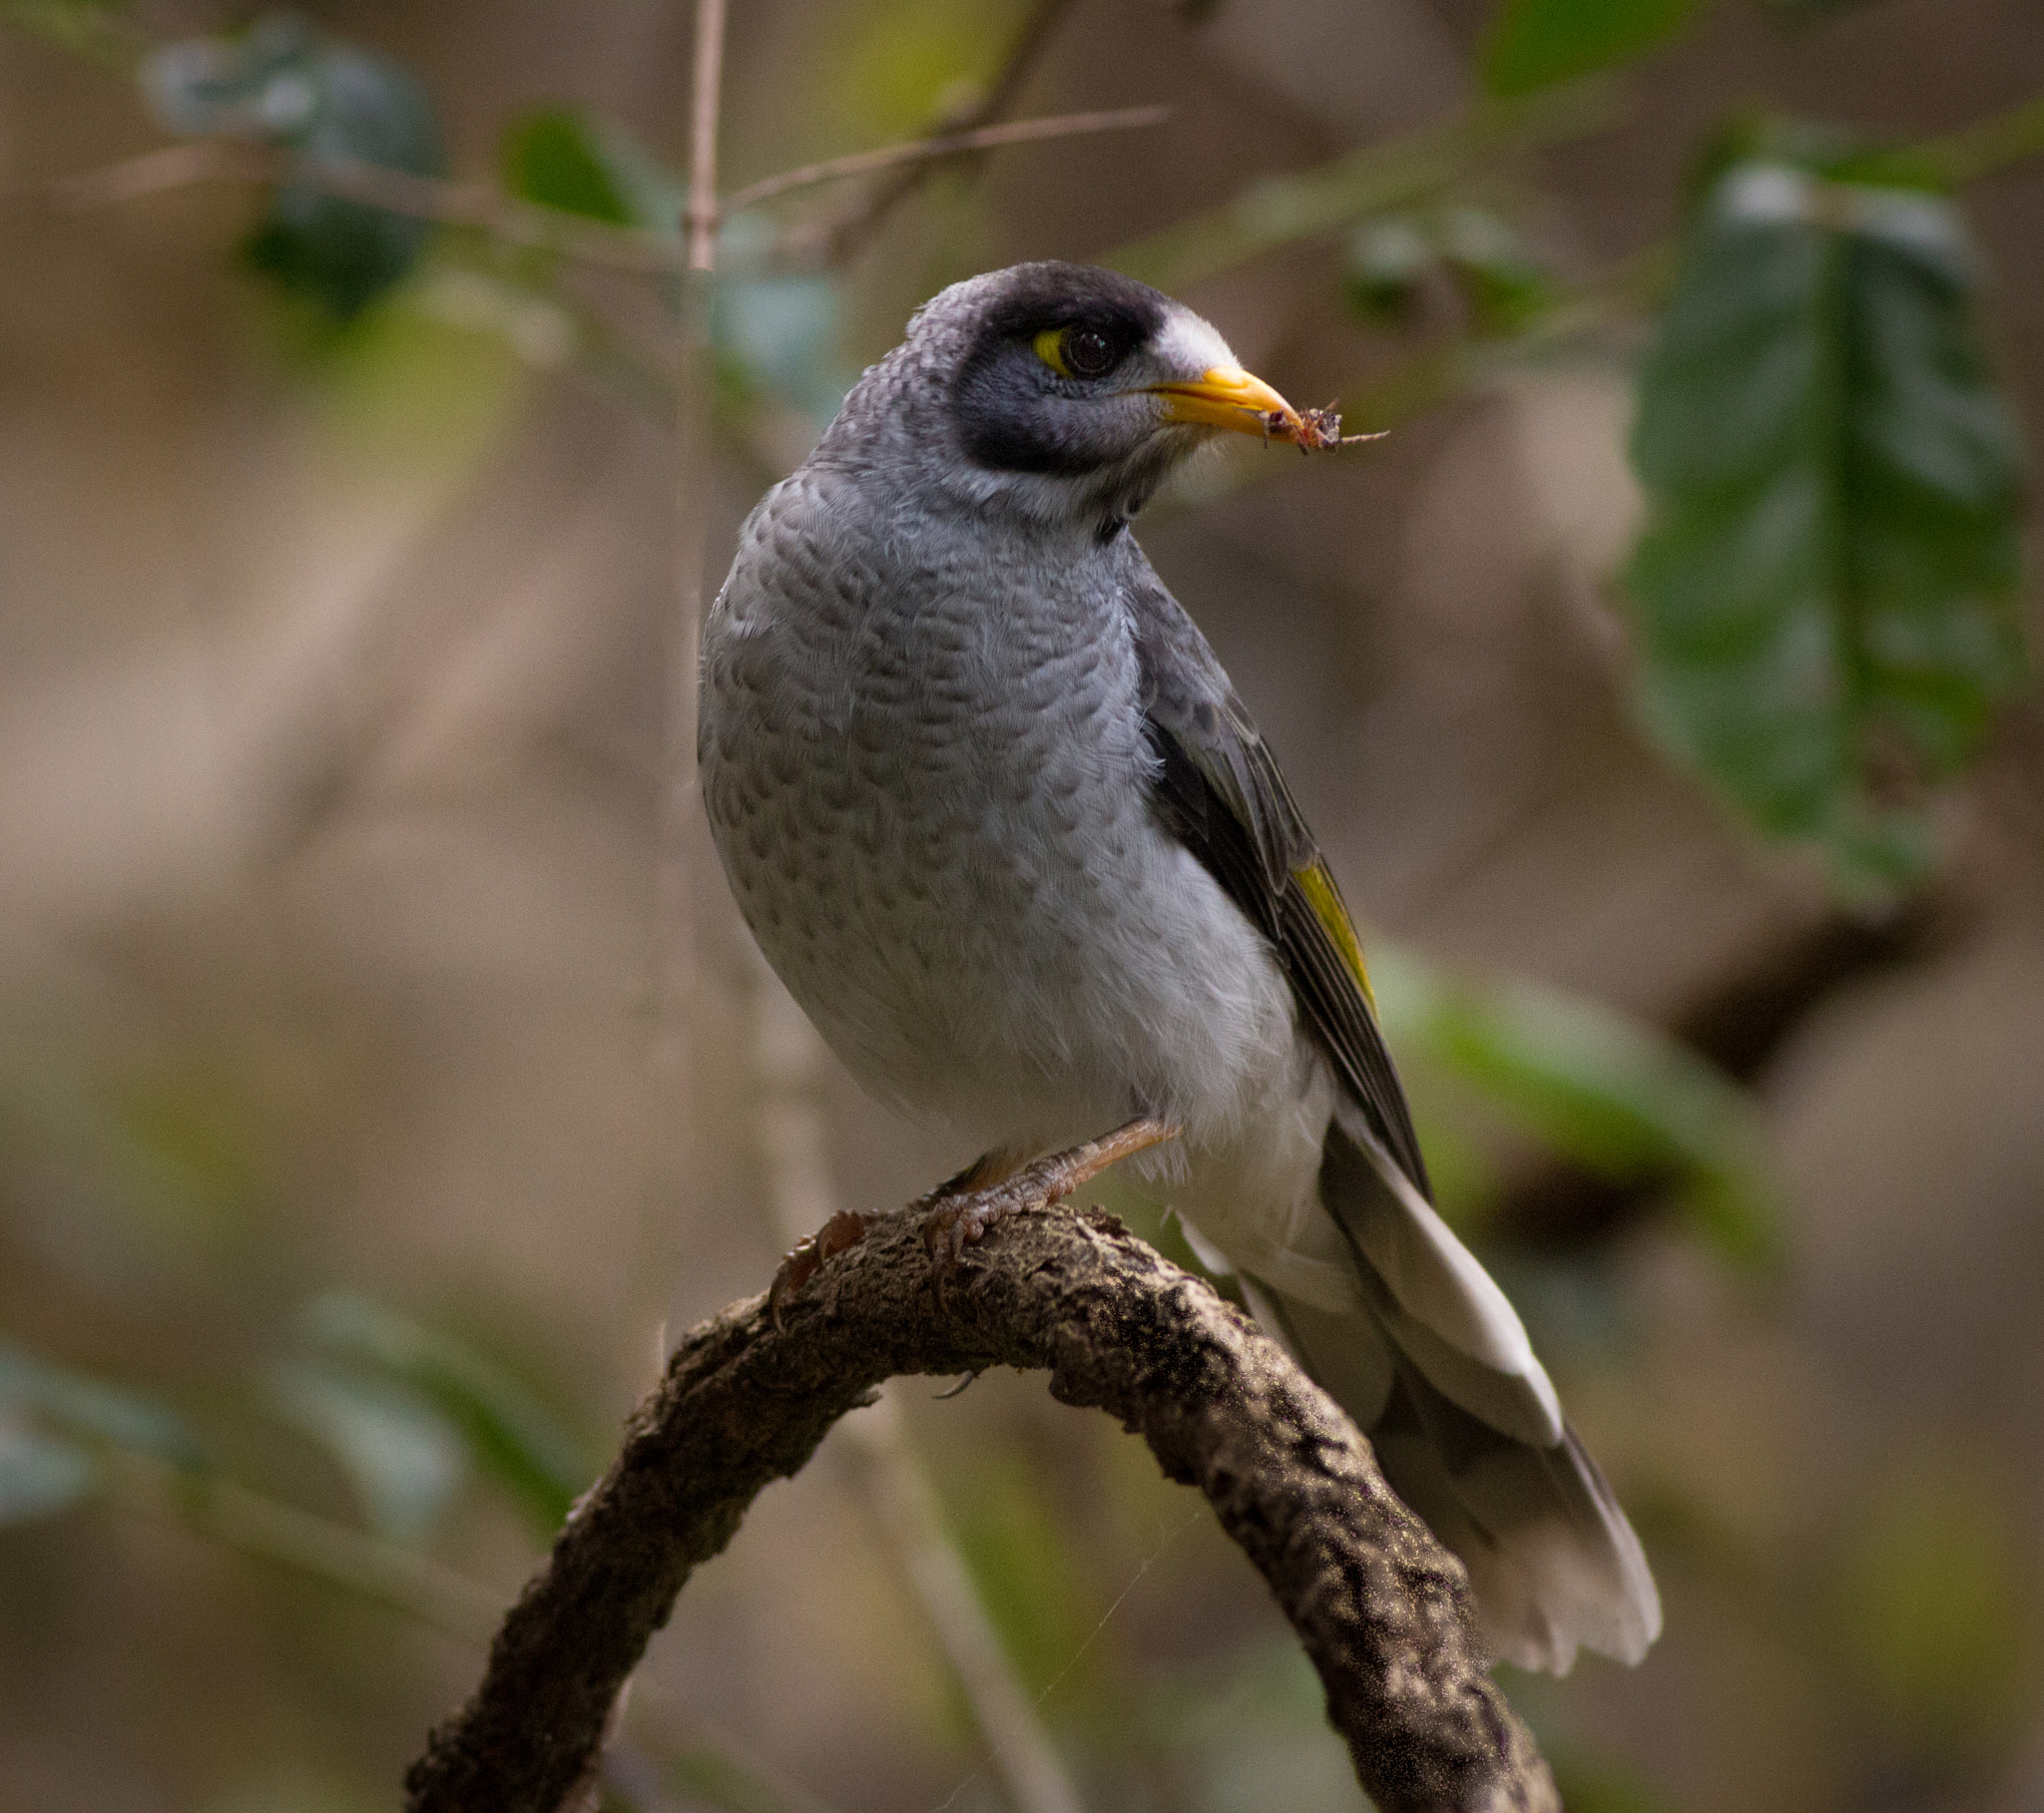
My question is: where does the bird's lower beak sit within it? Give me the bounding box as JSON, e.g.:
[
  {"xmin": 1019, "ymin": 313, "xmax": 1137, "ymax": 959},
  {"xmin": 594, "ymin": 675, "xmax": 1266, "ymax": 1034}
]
[{"xmin": 1146, "ymin": 365, "xmax": 1306, "ymax": 440}]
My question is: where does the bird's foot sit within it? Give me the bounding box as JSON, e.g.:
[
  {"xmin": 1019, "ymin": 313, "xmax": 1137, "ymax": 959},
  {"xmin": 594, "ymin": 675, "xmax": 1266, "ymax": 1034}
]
[
  {"xmin": 922, "ymin": 1117, "xmax": 1179, "ymax": 1266},
  {"xmin": 768, "ymin": 1209, "xmax": 871, "ymax": 1331}
]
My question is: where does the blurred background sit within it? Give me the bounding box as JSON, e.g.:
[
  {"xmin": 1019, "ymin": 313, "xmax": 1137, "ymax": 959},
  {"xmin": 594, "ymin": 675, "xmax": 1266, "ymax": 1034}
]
[{"xmin": 2, "ymin": 1, "xmax": 2041, "ymax": 1809}]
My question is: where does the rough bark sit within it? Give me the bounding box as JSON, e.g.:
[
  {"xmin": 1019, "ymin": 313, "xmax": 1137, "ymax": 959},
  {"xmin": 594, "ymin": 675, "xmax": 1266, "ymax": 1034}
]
[{"xmin": 403, "ymin": 1197, "xmax": 1559, "ymax": 1813}]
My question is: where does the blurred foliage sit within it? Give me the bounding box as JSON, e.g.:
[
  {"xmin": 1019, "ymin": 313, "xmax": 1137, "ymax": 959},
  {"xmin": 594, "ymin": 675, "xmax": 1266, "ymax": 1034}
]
[
  {"xmin": 1546, "ymin": 1750, "xmax": 1688, "ymax": 1813},
  {"xmin": 143, "ymin": 13, "xmax": 447, "ymax": 316},
  {"xmin": 664, "ymin": 1744, "xmax": 825, "ymax": 1813},
  {"xmin": 499, "ymin": 106, "xmax": 850, "ymax": 422},
  {"xmin": 0, "ymin": 0, "xmax": 139, "ymax": 67},
  {"xmin": 1373, "ymin": 947, "xmax": 1778, "ymax": 1267},
  {"xmin": 816, "ymin": 0, "xmax": 1030, "ymax": 142},
  {"xmin": 1832, "ymin": 1451, "xmax": 2041, "ymax": 1761},
  {"xmin": 1627, "ymin": 162, "xmax": 2028, "ymax": 891},
  {"xmin": 502, "ymin": 106, "xmax": 683, "ymax": 232},
  {"xmin": 264, "ymin": 1359, "xmax": 468, "ymax": 1545},
  {"xmin": 0, "ymin": 1343, "xmax": 205, "ymax": 1475},
  {"xmin": 1482, "ymin": 0, "xmax": 1706, "ymax": 97},
  {"xmin": 1139, "ymin": 1639, "xmax": 1370, "ymax": 1812},
  {"xmin": 0, "ymin": 1344, "xmax": 200, "ymax": 1526},
  {"xmin": 1344, "ymin": 205, "xmax": 1555, "ymax": 336},
  {"xmin": 294, "ymin": 1292, "xmax": 595, "ymax": 1535}
]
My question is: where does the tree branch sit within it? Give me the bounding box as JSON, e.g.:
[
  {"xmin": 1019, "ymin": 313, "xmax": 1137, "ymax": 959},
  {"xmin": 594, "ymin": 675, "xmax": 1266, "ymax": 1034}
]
[{"xmin": 403, "ymin": 1191, "xmax": 1558, "ymax": 1813}]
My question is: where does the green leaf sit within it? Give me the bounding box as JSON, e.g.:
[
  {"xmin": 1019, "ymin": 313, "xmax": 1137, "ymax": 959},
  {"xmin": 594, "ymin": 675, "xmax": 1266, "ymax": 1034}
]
[
  {"xmin": 298, "ymin": 1294, "xmax": 592, "ymax": 1533},
  {"xmin": 265, "ymin": 1360, "xmax": 466, "ymax": 1545},
  {"xmin": 1626, "ymin": 163, "xmax": 2028, "ymax": 891},
  {"xmin": 0, "ymin": 1342, "xmax": 206, "ymax": 1469},
  {"xmin": 1482, "ymin": 0, "xmax": 1707, "ymax": 97},
  {"xmin": 500, "ymin": 106, "xmax": 681, "ymax": 232},
  {"xmin": 0, "ymin": 1427, "xmax": 94, "ymax": 1526},
  {"xmin": 1371, "ymin": 948, "xmax": 1779, "ymax": 1267},
  {"xmin": 143, "ymin": 14, "xmax": 447, "ymax": 317}
]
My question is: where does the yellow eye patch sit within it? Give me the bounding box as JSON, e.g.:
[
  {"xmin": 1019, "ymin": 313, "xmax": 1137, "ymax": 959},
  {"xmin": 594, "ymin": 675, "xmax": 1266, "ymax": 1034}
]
[{"xmin": 1033, "ymin": 326, "xmax": 1075, "ymax": 377}]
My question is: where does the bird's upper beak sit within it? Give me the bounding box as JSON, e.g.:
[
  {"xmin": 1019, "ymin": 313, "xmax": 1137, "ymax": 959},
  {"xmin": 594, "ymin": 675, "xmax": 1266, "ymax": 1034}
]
[{"xmin": 1145, "ymin": 365, "xmax": 1307, "ymax": 441}]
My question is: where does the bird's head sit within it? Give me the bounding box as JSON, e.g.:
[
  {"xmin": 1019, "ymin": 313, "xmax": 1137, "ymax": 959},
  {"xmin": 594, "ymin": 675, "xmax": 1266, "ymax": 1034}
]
[{"xmin": 826, "ymin": 261, "xmax": 1314, "ymax": 537}]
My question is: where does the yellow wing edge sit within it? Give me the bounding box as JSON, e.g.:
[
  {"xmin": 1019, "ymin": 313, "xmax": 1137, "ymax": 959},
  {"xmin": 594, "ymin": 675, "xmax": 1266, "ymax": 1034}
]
[{"xmin": 1292, "ymin": 860, "xmax": 1377, "ymax": 1015}]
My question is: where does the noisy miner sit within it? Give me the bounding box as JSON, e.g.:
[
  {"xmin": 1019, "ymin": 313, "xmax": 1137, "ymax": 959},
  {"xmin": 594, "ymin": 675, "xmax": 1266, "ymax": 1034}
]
[{"xmin": 700, "ymin": 260, "xmax": 1660, "ymax": 1673}]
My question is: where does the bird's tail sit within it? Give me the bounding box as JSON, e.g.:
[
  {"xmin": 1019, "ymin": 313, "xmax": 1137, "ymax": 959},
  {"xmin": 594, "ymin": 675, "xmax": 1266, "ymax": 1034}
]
[{"xmin": 1242, "ymin": 1118, "xmax": 1661, "ymax": 1675}]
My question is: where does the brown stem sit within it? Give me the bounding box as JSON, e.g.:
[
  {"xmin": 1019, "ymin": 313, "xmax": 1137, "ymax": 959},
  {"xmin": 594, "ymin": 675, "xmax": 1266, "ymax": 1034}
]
[
  {"xmin": 722, "ymin": 105, "xmax": 1169, "ymax": 214},
  {"xmin": 37, "ymin": 141, "xmax": 686, "ymax": 272},
  {"xmin": 808, "ymin": 0, "xmax": 1081, "ymax": 264},
  {"xmin": 684, "ymin": 0, "xmax": 728, "ymax": 273},
  {"xmin": 26, "ymin": 105, "xmax": 1163, "ymax": 276},
  {"xmin": 403, "ymin": 1192, "xmax": 1557, "ymax": 1813}
]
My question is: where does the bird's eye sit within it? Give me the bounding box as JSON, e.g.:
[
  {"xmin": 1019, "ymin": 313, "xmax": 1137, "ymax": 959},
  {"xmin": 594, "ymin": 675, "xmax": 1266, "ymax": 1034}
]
[{"xmin": 1033, "ymin": 324, "xmax": 1121, "ymax": 381}]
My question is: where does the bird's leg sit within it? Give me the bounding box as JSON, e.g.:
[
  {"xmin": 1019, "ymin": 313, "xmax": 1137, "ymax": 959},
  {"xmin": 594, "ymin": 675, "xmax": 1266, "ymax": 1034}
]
[
  {"xmin": 924, "ymin": 1117, "xmax": 1179, "ymax": 1263},
  {"xmin": 911, "ymin": 1144, "xmax": 1033, "ymax": 1214}
]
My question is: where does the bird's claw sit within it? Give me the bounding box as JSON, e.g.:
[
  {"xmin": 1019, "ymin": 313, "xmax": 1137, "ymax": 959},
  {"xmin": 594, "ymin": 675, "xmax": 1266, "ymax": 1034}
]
[
  {"xmin": 921, "ymin": 1116, "xmax": 1182, "ymax": 1302},
  {"xmin": 923, "ymin": 1176, "xmax": 1032, "ymax": 1265},
  {"xmin": 767, "ymin": 1209, "xmax": 871, "ymax": 1330}
]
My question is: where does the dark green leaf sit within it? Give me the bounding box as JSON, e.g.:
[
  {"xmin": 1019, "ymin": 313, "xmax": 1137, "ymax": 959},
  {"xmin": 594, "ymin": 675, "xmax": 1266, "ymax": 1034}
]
[
  {"xmin": 500, "ymin": 107, "xmax": 681, "ymax": 232},
  {"xmin": 143, "ymin": 14, "xmax": 447, "ymax": 317},
  {"xmin": 1626, "ymin": 163, "xmax": 2028, "ymax": 890},
  {"xmin": 0, "ymin": 1343, "xmax": 206, "ymax": 1469},
  {"xmin": 298, "ymin": 1294, "xmax": 592, "ymax": 1533},
  {"xmin": 0, "ymin": 1428, "xmax": 94, "ymax": 1526},
  {"xmin": 266, "ymin": 1361, "xmax": 466, "ymax": 1544},
  {"xmin": 1482, "ymin": 0, "xmax": 1707, "ymax": 96}
]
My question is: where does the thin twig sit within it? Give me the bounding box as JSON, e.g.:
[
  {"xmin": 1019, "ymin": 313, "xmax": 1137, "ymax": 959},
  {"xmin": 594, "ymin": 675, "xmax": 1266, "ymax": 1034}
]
[
  {"xmin": 1108, "ymin": 77, "xmax": 1628, "ymax": 293},
  {"xmin": 1853, "ymin": 84, "xmax": 2044, "ymax": 188},
  {"xmin": 639, "ymin": 0, "xmax": 723, "ymax": 1416},
  {"xmin": 38, "ymin": 139, "xmax": 686, "ymax": 272},
  {"xmin": 723, "ymin": 105, "xmax": 1169, "ymax": 214},
  {"xmin": 684, "ymin": 0, "xmax": 727, "ymax": 272},
  {"xmin": 810, "ymin": 0, "xmax": 1079, "ymax": 264},
  {"xmin": 28, "ymin": 106, "xmax": 1169, "ymax": 277}
]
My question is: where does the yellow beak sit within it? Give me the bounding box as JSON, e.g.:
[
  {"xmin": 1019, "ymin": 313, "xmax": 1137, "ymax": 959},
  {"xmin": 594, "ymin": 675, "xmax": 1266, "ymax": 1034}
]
[{"xmin": 1146, "ymin": 365, "xmax": 1305, "ymax": 439}]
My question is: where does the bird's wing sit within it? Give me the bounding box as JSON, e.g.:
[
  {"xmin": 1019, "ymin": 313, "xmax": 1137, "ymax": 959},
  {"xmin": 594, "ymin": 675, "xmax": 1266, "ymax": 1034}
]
[
  {"xmin": 1127, "ymin": 560, "xmax": 1660, "ymax": 1672},
  {"xmin": 1125, "ymin": 564, "xmax": 1430, "ymax": 1197}
]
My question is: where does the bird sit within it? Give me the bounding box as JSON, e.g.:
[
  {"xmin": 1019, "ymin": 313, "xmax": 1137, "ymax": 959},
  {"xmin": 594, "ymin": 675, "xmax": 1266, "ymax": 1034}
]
[{"xmin": 698, "ymin": 259, "xmax": 1661, "ymax": 1674}]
